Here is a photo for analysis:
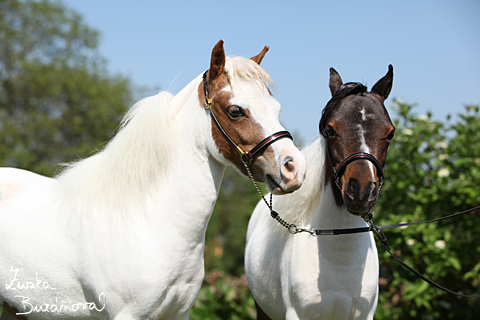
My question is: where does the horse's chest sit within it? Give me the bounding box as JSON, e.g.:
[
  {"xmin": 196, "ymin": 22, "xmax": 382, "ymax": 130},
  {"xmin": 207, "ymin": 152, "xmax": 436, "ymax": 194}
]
[{"xmin": 286, "ymin": 237, "xmax": 379, "ymax": 319}]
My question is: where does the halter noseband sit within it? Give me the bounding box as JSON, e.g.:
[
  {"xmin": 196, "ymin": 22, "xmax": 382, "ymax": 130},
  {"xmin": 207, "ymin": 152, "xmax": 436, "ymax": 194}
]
[
  {"xmin": 202, "ymin": 71, "xmax": 293, "ymax": 165},
  {"xmin": 326, "ymin": 145, "xmax": 385, "ymax": 191}
]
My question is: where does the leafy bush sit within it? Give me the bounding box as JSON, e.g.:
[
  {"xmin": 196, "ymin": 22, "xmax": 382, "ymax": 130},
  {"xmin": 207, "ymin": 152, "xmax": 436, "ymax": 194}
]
[
  {"xmin": 375, "ymin": 100, "xmax": 480, "ymax": 319},
  {"xmin": 190, "ymin": 270, "xmax": 256, "ymax": 320}
]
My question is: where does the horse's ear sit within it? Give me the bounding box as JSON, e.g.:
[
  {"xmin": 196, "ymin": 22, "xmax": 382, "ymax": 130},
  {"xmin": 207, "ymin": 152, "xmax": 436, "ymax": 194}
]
[
  {"xmin": 371, "ymin": 65, "xmax": 393, "ymax": 100},
  {"xmin": 208, "ymin": 40, "xmax": 226, "ymax": 83},
  {"xmin": 329, "ymin": 67, "xmax": 343, "ymax": 96},
  {"xmin": 251, "ymin": 46, "xmax": 269, "ymax": 65}
]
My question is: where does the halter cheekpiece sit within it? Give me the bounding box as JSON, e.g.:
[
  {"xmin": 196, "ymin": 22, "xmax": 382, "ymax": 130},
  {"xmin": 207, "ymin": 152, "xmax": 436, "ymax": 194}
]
[{"xmin": 202, "ymin": 71, "xmax": 293, "ymax": 165}]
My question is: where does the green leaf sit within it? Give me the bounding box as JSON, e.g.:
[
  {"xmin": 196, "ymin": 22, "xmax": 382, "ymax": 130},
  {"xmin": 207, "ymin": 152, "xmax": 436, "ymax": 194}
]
[{"xmin": 447, "ymin": 256, "xmax": 462, "ymax": 271}]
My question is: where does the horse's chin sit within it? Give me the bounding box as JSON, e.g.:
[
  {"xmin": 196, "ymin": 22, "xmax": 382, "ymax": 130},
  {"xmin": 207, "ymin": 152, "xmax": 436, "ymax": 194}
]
[
  {"xmin": 344, "ymin": 199, "xmax": 377, "ymax": 217},
  {"xmin": 265, "ymin": 174, "xmax": 301, "ymax": 195},
  {"xmin": 346, "ymin": 209, "xmax": 369, "ymax": 217},
  {"xmin": 266, "ymin": 175, "xmax": 287, "ymax": 195},
  {"xmin": 270, "ymin": 188, "xmax": 293, "ymax": 195}
]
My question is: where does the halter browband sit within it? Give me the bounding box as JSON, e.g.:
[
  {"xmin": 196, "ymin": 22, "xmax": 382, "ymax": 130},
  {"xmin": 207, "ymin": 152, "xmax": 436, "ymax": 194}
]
[{"xmin": 202, "ymin": 71, "xmax": 293, "ymax": 165}]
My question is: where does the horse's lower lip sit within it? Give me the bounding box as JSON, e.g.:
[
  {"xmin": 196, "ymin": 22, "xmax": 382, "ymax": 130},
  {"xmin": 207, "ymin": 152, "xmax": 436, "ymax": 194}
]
[
  {"xmin": 345, "ymin": 203, "xmax": 374, "ymax": 216},
  {"xmin": 347, "ymin": 209, "xmax": 368, "ymax": 216},
  {"xmin": 266, "ymin": 174, "xmax": 283, "ymax": 193}
]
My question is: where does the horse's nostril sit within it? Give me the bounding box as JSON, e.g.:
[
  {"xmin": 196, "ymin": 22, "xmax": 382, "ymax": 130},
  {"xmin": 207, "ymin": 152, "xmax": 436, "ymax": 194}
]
[
  {"xmin": 282, "ymin": 156, "xmax": 295, "ymax": 173},
  {"xmin": 346, "ymin": 178, "xmax": 360, "ymax": 200},
  {"xmin": 368, "ymin": 182, "xmax": 378, "ymax": 201},
  {"xmin": 285, "ymin": 161, "xmax": 294, "ymax": 172}
]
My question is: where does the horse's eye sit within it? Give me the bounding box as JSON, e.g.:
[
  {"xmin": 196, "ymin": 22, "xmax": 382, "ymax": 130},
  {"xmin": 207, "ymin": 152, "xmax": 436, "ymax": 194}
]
[
  {"xmin": 324, "ymin": 125, "xmax": 338, "ymax": 138},
  {"xmin": 227, "ymin": 105, "xmax": 245, "ymax": 119},
  {"xmin": 386, "ymin": 130, "xmax": 395, "ymax": 141}
]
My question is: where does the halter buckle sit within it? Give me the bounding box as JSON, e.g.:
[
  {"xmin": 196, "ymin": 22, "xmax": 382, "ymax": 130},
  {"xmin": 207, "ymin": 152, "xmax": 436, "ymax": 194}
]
[
  {"xmin": 204, "ymin": 97, "xmax": 212, "ymax": 109},
  {"xmin": 235, "ymin": 146, "xmax": 252, "ymax": 165}
]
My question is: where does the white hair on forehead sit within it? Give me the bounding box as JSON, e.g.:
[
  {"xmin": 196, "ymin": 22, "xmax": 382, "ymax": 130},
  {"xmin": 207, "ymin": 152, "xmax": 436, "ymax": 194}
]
[{"xmin": 224, "ymin": 56, "xmax": 274, "ymax": 91}]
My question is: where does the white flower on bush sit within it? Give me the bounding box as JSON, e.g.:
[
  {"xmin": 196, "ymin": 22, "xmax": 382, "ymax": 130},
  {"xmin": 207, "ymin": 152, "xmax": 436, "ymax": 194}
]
[
  {"xmin": 417, "ymin": 114, "xmax": 429, "ymax": 121},
  {"xmin": 437, "ymin": 141, "xmax": 448, "ymax": 149},
  {"xmin": 406, "ymin": 239, "xmax": 417, "ymax": 246},
  {"xmin": 438, "ymin": 168, "xmax": 450, "ymax": 177},
  {"xmin": 402, "ymin": 128, "xmax": 413, "ymax": 136},
  {"xmin": 435, "ymin": 240, "xmax": 446, "ymax": 249}
]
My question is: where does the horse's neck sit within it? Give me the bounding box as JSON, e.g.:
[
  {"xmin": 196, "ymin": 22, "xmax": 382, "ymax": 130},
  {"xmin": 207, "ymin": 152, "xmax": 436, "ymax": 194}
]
[
  {"xmin": 56, "ymin": 76, "xmax": 226, "ymax": 240},
  {"xmin": 160, "ymin": 79, "xmax": 226, "ymax": 236}
]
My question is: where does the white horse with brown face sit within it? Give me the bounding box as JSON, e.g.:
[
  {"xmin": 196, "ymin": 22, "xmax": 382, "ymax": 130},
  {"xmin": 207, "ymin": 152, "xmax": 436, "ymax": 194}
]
[
  {"xmin": 0, "ymin": 40, "xmax": 306, "ymax": 320},
  {"xmin": 245, "ymin": 66, "xmax": 395, "ymax": 320}
]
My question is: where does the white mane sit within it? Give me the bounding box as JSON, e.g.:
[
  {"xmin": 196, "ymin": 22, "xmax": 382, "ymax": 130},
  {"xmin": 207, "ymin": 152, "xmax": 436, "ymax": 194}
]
[
  {"xmin": 54, "ymin": 56, "xmax": 273, "ymax": 216},
  {"xmin": 272, "ymin": 135, "xmax": 326, "ymax": 225},
  {"xmin": 57, "ymin": 92, "xmax": 176, "ymax": 214}
]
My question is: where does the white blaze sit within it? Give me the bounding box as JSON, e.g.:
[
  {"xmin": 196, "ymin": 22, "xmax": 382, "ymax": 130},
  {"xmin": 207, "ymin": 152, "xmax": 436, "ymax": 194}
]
[{"xmin": 356, "ymin": 124, "xmax": 375, "ymax": 176}]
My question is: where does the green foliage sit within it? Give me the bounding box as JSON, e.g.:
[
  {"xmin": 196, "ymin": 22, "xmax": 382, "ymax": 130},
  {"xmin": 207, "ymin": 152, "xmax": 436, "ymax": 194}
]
[
  {"xmin": 0, "ymin": 0, "xmax": 132, "ymax": 176},
  {"xmin": 190, "ymin": 270, "xmax": 256, "ymax": 320},
  {"xmin": 375, "ymin": 100, "xmax": 480, "ymax": 319}
]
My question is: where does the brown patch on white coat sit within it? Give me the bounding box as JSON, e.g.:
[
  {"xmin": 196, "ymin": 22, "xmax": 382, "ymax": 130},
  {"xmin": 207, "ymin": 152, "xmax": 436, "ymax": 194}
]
[{"xmin": 198, "ymin": 40, "xmax": 304, "ymax": 194}]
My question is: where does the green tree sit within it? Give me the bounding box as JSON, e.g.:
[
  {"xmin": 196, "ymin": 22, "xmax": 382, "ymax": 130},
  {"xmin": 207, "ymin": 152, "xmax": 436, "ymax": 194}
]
[
  {"xmin": 375, "ymin": 101, "xmax": 480, "ymax": 319},
  {"xmin": 0, "ymin": 0, "xmax": 132, "ymax": 176}
]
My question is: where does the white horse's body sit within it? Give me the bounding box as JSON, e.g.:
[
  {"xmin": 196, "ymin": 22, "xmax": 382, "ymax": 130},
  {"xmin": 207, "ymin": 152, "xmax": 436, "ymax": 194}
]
[
  {"xmin": 245, "ymin": 136, "xmax": 379, "ymax": 320},
  {"xmin": 0, "ymin": 44, "xmax": 306, "ymax": 320}
]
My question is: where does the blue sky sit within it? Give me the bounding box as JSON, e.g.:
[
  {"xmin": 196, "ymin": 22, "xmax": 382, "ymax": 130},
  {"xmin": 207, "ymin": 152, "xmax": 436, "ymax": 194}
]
[{"xmin": 62, "ymin": 0, "xmax": 480, "ymax": 143}]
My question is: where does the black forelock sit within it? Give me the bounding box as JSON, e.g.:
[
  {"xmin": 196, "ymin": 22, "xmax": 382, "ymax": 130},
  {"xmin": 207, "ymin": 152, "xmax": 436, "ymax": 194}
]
[{"xmin": 319, "ymin": 82, "xmax": 368, "ymax": 136}]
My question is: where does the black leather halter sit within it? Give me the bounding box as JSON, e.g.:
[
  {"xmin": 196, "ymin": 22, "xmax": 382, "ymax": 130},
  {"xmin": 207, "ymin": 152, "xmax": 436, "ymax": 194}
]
[
  {"xmin": 326, "ymin": 146, "xmax": 385, "ymax": 191},
  {"xmin": 202, "ymin": 71, "xmax": 293, "ymax": 165}
]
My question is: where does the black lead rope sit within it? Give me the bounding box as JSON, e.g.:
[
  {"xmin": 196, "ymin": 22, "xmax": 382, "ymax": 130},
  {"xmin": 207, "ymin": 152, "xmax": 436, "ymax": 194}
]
[
  {"xmin": 369, "ymin": 219, "xmax": 480, "ymax": 298},
  {"xmin": 251, "ymin": 172, "xmax": 480, "ymax": 297},
  {"xmin": 366, "ymin": 206, "xmax": 480, "ymax": 298},
  {"xmin": 262, "ymin": 144, "xmax": 480, "ymax": 298},
  {"xmin": 269, "ymin": 201, "xmax": 480, "ymax": 298}
]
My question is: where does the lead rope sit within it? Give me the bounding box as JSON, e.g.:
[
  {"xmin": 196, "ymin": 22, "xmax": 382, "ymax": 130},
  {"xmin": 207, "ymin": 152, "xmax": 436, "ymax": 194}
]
[
  {"xmin": 245, "ymin": 161, "xmax": 480, "ymax": 298},
  {"xmin": 246, "ymin": 163, "xmax": 480, "ymax": 297},
  {"xmin": 242, "ymin": 161, "xmax": 316, "ymax": 235},
  {"xmin": 243, "ymin": 159, "xmax": 375, "ymax": 236}
]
